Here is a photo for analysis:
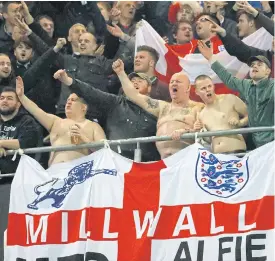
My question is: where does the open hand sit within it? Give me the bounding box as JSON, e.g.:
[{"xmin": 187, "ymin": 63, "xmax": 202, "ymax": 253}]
[
  {"xmin": 237, "ymin": 1, "xmax": 258, "ymax": 17},
  {"xmin": 198, "ymin": 40, "xmax": 213, "ymax": 61},
  {"xmin": 16, "ymin": 76, "xmax": 24, "ymax": 97},
  {"xmin": 107, "ymin": 24, "xmax": 123, "ymax": 38},
  {"xmin": 14, "ymin": 17, "xmax": 31, "ymax": 35},
  {"xmin": 53, "ymin": 69, "xmax": 73, "ymax": 86},
  {"xmin": 110, "ymin": 6, "xmax": 121, "ymax": 22},
  {"xmin": 19, "ymin": 1, "xmax": 34, "ymax": 25}
]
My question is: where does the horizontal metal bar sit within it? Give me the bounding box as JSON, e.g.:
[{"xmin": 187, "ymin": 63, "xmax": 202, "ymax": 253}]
[
  {"xmin": 0, "ymin": 150, "xmax": 251, "ymax": 178},
  {"xmin": 4, "ymin": 126, "xmax": 274, "ymax": 156}
]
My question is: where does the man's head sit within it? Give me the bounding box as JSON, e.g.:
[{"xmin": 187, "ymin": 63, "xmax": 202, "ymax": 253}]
[
  {"xmin": 248, "ymin": 55, "xmax": 271, "ymax": 81},
  {"xmin": 173, "ymin": 20, "xmax": 193, "ymax": 44},
  {"xmin": 36, "ymin": 15, "xmax": 55, "ymax": 38},
  {"xmin": 78, "ymin": 32, "xmax": 97, "ymax": 56},
  {"xmin": 14, "ymin": 40, "xmax": 33, "ymax": 63},
  {"xmin": 118, "ymin": 1, "xmax": 136, "ymax": 21},
  {"xmin": 0, "ymin": 87, "xmax": 21, "ymax": 116},
  {"xmin": 0, "ymin": 54, "xmax": 12, "ymax": 79},
  {"xmin": 65, "ymin": 93, "xmax": 88, "ymax": 118},
  {"xmin": 2, "ymin": 2, "xmax": 22, "ymax": 26},
  {"xmin": 169, "ymin": 72, "xmax": 190, "ymax": 102},
  {"xmin": 176, "ymin": 4, "xmax": 195, "ymax": 22},
  {"xmin": 195, "ymin": 13, "xmax": 220, "ymax": 40},
  {"xmin": 97, "ymin": 2, "xmax": 111, "ymax": 22},
  {"xmin": 134, "ymin": 45, "xmax": 159, "ymax": 75},
  {"xmin": 237, "ymin": 11, "xmax": 257, "ymax": 38},
  {"xmin": 129, "ymin": 72, "xmax": 152, "ymax": 95},
  {"xmin": 68, "ymin": 23, "xmax": 87, "ymax": 49},
  {"xmin": 195, "ymin": 75, "xmax": 215, "ymax": 104}
]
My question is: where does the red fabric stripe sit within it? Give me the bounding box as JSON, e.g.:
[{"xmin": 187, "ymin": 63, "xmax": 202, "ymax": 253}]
[
  {"xmin": 157, "ymin": 38, "xmax": 239, "ymax": 102},
  {"xmin": 7, "ymin": 196, "xmax": 274, "ymax": 248},
  {"xmin": 117, "ymin": 160, "xmax": 165, "ymax": 261}
]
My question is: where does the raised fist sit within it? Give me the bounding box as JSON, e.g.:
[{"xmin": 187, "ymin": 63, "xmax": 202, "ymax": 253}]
[
  {"xmin": 55, "ymin": 38, "xmax": 67, "ymax": 49},
  {"xmin": 112, "ymin": 59, "xmax": 124, "ymax": 74}
]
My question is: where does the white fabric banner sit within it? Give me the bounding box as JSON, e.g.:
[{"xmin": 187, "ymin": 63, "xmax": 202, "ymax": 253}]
[
  {"xmin": 136, "ymin": 20, "xmax": 273, "ymax": 84},
  {"xmin": 5, "ymin": 142, "xmax": 274, "ymax": 261}
]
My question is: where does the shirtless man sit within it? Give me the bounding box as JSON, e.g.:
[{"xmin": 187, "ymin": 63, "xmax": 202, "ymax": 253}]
[
  {"xmin": 194, "ymin": 75, "xmax": 248, "ymax": 153},
  {"xmin": 15, "ymin": 76, "xmax": 106, "ymax": 166},
  {"xmin": 112, "ymin": 59, "xmax": 204, "ymax": 159}
]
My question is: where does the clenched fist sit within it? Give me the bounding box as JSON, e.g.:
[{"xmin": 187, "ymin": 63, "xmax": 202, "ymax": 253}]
[
  {"xmin": 112, "ymin": 59, "xmax": 124, "ymax": 75},
  {"xmin": 55, "ymin": 38, "xmax": 67, "ymax": 50}
]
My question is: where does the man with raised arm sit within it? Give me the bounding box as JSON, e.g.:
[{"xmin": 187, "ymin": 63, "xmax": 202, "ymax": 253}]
[
  {"xmin": 15, "ymin": 76, "xmax": 106, "ymax": 166},
  {"xmin": 112, "ymin": 59, "xmax": 204, "ymax": 159},
  {"xmin": 193, "ymin": 75, "xmax": 248, "ymax": 153},
  {"xmin": 198, "ymin": 40, "xmax": 274, "ymax": 148}
]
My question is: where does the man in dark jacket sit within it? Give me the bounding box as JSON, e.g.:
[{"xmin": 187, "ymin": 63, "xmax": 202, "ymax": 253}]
[
  {"xmin": 0, "ymin": 2, "xmax": 22, "ymax": 57},
  {"xmin": 0, "ymin": 53, "xmax": 15, "ymax": 92},
  {"xmin": 208, "ymin": 11, "xmax": 274, "ymax": 76},
  {"xmin": 0, "ymin": 86, "xmax": 42, "ymax": 174},
  {"xmin": 12, "ymin": 37, "xmax": 66, "ymax": 114},
  {"xmin": 54, "ymin": 69, "xmax": 160, "ymax": 162}
]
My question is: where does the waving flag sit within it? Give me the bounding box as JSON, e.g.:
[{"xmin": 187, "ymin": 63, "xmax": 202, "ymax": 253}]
[
  {"xmin": 136, "ymin": 20, "xmax": 273, "ymax": 101},
  {"xmin": 5, "ymin": 142, "xmax": 275, "ymax": 260}
]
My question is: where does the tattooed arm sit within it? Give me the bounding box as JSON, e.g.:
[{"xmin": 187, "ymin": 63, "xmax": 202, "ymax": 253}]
[{"xmin": 113, "ymin": 59, "xmax": 165, "ymax": 117}]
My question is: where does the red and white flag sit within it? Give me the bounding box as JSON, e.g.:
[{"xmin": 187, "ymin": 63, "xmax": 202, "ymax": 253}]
[
  {"xmin": 5, "ymin": 141, "xmax": 275, "ymax": 260},
  {"xmin": 136, "ymin": 20, "xmax": 273, "ymax": 101}
]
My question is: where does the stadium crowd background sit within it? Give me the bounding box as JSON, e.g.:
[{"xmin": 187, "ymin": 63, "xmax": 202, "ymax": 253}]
[{"xmin": 0, "ymin": 0, "xmax": 274, "ymax": 258}]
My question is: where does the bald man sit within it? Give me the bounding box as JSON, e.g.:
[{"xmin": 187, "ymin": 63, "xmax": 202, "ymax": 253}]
[
  {"xmin": 67, "ymin": 23, "xmax": 87, "ymax": 53},
  {"xmin": 112, "ymin": 59, "xmax": 204, "ymax": 159}
]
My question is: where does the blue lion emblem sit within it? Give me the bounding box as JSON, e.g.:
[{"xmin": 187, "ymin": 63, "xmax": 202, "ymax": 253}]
[
  {"xmin": 27, "ymin": 161, "xmax": 117, "ymax": 210},
  {"xmin": 196, "ymin": 150, "xmax": 249, "ymax": 198}
]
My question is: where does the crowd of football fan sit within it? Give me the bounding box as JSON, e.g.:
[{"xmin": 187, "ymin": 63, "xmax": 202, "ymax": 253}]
[{"xmin": 0, "ymin": 1, "xmax": 274, "ymax": 175}]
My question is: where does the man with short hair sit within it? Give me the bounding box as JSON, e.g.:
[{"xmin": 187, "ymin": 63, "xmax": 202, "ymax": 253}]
[
  {"xmin": 194, "ymin": 75, "xmax": 248, "ymax": 153},
  {"xmin": 198, "ymin": 40, "xmax": 274, "ymax": 147},
  {"xmin": 237, "ymin": 11, "xmax": 258, "ymax": 38},
  {"xmin": 0, "ymin": 1, "xmax": 22, "ymax": 56},
  {"xmin": 0, "ymin": 86, "xmax": 41, "ymax": 174},
  {"xmin": 15, "ymin": 76, "xmax": 106, "ymax": 166},
  {"xmin": 0, "ymin": 53, "xmax": 13, "ymax": 91},
  {"xmin": 172, "ymin": 20, "xmax": 193, "ymax": 44},
  {"xmin": 67, "ymin": 23, "xmax": 87, "ymax": 54},
  {"xmin": 53, "ymin": 69, "xmax": 160, "ymax": 162},
  {"xmin": 113, "ymin": 59, "xmax": 204, "ymax": 159},
  {"xmin": 36, "ymin": 15, "xmax": 55, "ymax": 38},
  {"xmin": 134, "ymin": 45, "xmax": 171, "ymax": 101},
  {"xmin": 195, "ymin": 13, "xmax": 221, "ymax": 41}
]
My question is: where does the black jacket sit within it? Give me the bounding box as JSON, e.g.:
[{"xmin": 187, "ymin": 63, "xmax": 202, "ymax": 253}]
[
  {"xmin": 0, "ymin": 108, "xmax": 42, "ymax": 174},
  {"xmin": 69, "ymin": 79, "xmax": 160, "ymax": 162},
  {"xmin": 0, "ymin": 21, "xmax": 14, "ymax": 59},
  {"xmin": 220, "ymin": 32, "xmax": 273, "ymax": 68},
  {"xmin": 12, "ymin": 34, "xmax": 61, "ymax": 114},
  {"xmin": 28, "ymin": 1, "xmax": 106, "ymax": 50}
]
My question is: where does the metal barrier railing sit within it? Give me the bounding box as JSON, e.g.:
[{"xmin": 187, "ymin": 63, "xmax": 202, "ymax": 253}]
[{"xmin": 1, "ymin": 126, "xmax": 274, "ymax": 178}]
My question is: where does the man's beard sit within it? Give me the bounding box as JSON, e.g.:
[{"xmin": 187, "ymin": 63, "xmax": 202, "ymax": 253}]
[{"xmin": 0, "ymin": 107, "xmax": 17, "ymax": 116}]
